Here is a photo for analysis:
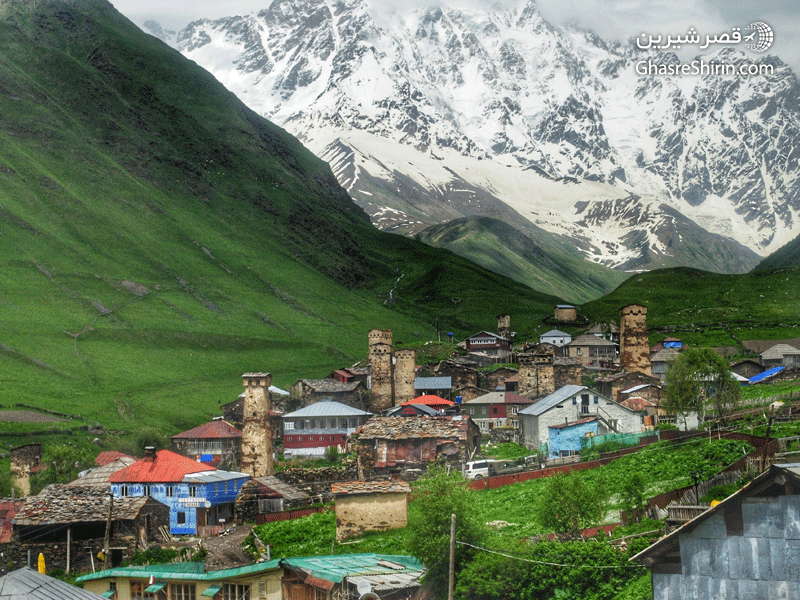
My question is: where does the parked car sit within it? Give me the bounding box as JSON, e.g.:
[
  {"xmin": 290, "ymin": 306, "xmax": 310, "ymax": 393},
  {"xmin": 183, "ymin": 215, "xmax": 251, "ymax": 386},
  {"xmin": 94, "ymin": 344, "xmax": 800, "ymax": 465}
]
[
  {"xmin": 464, "ymin": 460, "xmax": 494, "ymax": 479},
  {"xmin": 487, "ymin": 460, "xmax": 525, "ymax": 477}
]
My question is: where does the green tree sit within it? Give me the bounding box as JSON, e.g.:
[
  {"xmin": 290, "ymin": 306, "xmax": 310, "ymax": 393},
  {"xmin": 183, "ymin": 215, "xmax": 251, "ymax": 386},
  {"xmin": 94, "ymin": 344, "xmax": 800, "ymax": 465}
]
[
  {"xmin": 620, "ymin": 471, "xmax": 646, "ymax": 523},
  {"xmin": 406, "ymin": 466, "xmax": 485, "ymax": 597},
  {"xmin": 535, "ymin": 471, "xmax": 607, "ymax": 537},
  {"xmin": 30, "ymin": 444, "xmax": 93, "ymax": 495},
  {"xmin": 663, "ymin": 348, "xmax": 742, "ymax": 427}
]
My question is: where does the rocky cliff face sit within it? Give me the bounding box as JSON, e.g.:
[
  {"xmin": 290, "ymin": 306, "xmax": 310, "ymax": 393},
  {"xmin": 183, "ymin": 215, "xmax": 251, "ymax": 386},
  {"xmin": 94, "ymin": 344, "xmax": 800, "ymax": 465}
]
[{"xmin": 156, "ymin": 0, "xmax": 800, "ymax": 272}]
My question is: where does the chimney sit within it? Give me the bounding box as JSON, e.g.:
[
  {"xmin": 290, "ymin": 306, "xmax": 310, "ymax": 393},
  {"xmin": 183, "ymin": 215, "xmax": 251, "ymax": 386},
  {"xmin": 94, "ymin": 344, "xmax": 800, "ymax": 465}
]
[{"xmin": 144, "ymin": 446, "xmax": 156, "ymax": 461}]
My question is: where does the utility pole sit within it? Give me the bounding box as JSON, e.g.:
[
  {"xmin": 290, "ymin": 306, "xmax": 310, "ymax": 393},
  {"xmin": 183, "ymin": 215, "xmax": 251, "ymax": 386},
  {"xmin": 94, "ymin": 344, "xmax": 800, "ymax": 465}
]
[
  {"xmin": 103, "ymin": 493, "xmax": 113, "ymax": 570},
  {"xmin": 448, "ymin": 513, "xmax": 456, "ymax": 600},
  {"xmin": 761, "ymin": 401, "xmax": 784, "ymax": 472}
]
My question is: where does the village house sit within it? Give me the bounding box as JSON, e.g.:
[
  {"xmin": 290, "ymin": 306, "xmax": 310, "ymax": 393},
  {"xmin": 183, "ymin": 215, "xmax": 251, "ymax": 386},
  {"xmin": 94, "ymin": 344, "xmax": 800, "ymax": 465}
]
[
  {"xmin": 760, "ymin": 343, "xmax": 800, "ymax": 368},
  {"xmin": 109, "ymin": 448, "xmax": 249, "ymax": 535},
  {"xmin": 547, "ymin": 417, "xmax": 601, "ymax": 458},
  {"xmin": 413, "ymin": 376, "xmax": 452, "ymax": 399},
  {"xmin": 464, "ymin": 331, "xmax": 512, "ymax": 358},
  {"xmin": 587, "ymin": 322, "xmax": 620, "ymax": 343},
  {"xmin": 234, "ymin": 476, "xmax": 310, "ymax": 523},
  {"xmin": 461, "ymin": 391, "xmax": 533, "ymax": 432},
  {"xmin": 401, "ymin": 394, "xmax": 455, "ymax": 411},
  {"xmin": 290, "ymin": 379, "xmax": 367, "ymax": 409},
  {"xmin": 566, "ymin": 334, "xmax": 617, "ymax": 367},
  {"xmin": 282, "ymin": 400, "xmax": 371, "ymax": 459},
  {"xmin": 281, "ymin": 554, "xmax": 423, "ymax": 600},
  {"xmin": 432, "ymin": 358, "xmax": 481, "ymax": 389},
  {"xmin": 331, "ymin": 481, "xmax": 410, "ymax": 541},
  {"xmin": 554, "ymin": 304, "xmax": 577, "ymax": 322},
  {"xmin": 595, "ymin": 370, "xmax": 663, "ymax": 403},
  {"xmin": 328, "ymin": 366, "xmax": 370, "ymax": 387},
  {"xmin": 485, "ymin": 366, "xmax": 519, "ymax": 391},
  {"xmin": 384, "ymin": 403, "xmax": 441, "ymax": 417},
  {"xmin": 518, "ymin": 385, "xmax": 644, "ymax": 454},
  {"xmin": 651, "ymin": 347, "xmax": 681, "ymax": 381},
  {"xmin": 352, "ymin": 416, "xmax": 481, "ymax": 478},
  {"xmin": 539, "ymin": 329, "xmax": 572, "ymax": 347},
  {"xmin": 633, "ymin": 463, "xmax": 800, "ymax": 600},
  {"xmin": 11, "ymin": 484, "xmax": 169, "ymax": 573},
  {"xmin": 730, "ymin": 358, "xmax": 766, "ymax": 380},
  {"xmin": 94, "ymin": 450, "xmax": 135, "ymax": 467},
  {"xmin": 78, "ymin": 559, "xmax": 283, "ymax": 600},
  {"xmin": 170, "ymin": 419, "xmax": 242, "ymax": 468},
  {"xmin": 68, "ymin": 456, "xmax": 136, "ymax": 489}
]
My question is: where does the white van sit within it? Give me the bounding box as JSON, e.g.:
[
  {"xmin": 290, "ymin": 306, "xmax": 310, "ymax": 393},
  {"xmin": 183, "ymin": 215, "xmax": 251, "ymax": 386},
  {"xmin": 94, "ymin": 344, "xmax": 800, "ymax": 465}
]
[{"xmin": 464, "ymin": 460, "xmax": 493, "ymax": 480}]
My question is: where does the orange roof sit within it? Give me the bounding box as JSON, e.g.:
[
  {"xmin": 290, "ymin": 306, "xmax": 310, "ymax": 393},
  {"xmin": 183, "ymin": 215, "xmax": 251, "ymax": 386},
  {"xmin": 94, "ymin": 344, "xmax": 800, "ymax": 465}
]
[
  {"xmin": 402, "ymin": 394, "xmax": 454, "ymax": 406},
  {"xmin": 171, "ymin": 420, "xmax": 242, "ymax": 440},
  {"xmin": 109, "ymin": 450, "xmax": 213, "ymax": 483},
  {"xmin": 95, "ymin": 450, "xmax": 135, "ymax": 467}
]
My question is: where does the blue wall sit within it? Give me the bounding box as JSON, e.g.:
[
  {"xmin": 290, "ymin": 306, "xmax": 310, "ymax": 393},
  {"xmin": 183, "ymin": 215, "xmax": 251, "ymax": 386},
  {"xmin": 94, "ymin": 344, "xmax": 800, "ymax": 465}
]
[
  {"xmin": 111, "ymin": 477, "xmax": 249, "ymax": 534},
  {"xmin": 548, "ymin": 420, "xmax": 598, "ymax": 457}
]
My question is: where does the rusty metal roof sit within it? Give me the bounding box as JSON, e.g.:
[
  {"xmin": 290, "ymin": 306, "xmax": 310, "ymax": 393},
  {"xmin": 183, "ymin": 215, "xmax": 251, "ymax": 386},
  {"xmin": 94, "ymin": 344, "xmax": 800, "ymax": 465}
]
[
  {"xmin": 13, "ymin": 485, "xmax": 160, "ymax": 526},
  {"xmin": 354, "ymin": 416, "xmax": 472, "ymax": 440},
  {"xmin": 94, "ymin": 450, "xmax": 135, "ymax": 467},
  {"xmin": 171, "ymin": 420, "xmax": 242, "ymax": 440},
  {"xmin": 331, "ymin": 481, "xmax": 410, "ymax": 496}
]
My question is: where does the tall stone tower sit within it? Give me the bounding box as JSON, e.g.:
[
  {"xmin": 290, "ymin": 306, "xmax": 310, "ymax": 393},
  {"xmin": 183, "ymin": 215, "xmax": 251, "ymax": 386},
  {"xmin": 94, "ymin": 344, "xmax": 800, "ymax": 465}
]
[
  {"xmin": 517, "ymin": 350, "xmax": 555, "ymax": 399},
  {"xmin": 394, "ymin": 349, "xmax": 417, "ymax": 405},
  {"xmin": 241, "ymin": 373, "xmax": 273, "ymax": 478},
  {"xmin": 369, "ymin": 329, "xmax": 394, "ymax": 411},
  {"xmin": 497, "ymin": 314, "xmax": 511, "ymax": 340},
  {"xmin": 619, "ymin": 304, "xmax": 651, "ymax": 375}
]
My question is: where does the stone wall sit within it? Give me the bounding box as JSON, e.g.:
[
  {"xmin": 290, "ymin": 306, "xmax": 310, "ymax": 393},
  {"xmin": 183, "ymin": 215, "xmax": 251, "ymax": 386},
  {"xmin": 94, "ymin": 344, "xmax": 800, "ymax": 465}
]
[
  {"xmin": 620, "ymin": 304, "xmax": 651, "ymax": 375},
  {"xmin": 497, "ymin": 314, "xmax": 511, "ymax": 340},
  {"xmin": 241, "ymin": 373, "xmax": 274, "ymax": 478},
  {"xmin": 273, "ymin": 466, "xmax": 360, "ymax": 501},
  {"xmin": 335, "ymin": 493, "xmax": 408, "ymax": 541},
  {"xmin": 517, "ymin": 352, "xmax": 555, "ymax": 399},
  {"xmin": 554, "ymin": 359, "xmax": 582, "ymax": 387},
  {"xmin": 368, "ymin": 329, "xmax": 394, "ymax": 411},
  {"xmin": 10, "ymin": 444, "xmax": 41, "ymax": 497}
]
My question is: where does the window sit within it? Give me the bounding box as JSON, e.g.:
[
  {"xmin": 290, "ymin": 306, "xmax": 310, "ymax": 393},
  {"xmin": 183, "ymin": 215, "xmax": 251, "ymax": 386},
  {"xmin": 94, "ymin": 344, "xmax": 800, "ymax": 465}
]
[
  {"xmin": 481, "ymin": 407, "xmax": 487, "ymax": 415},
  {"xmin": 223, "ymin": 583, "xmax": 250, "ymax": 600},
  {"xmin": 119, "ymin": 484, "xmax": 130, "ymax": 497},
  {"xmin": 215, "ymin": 484, "xmax": 219, "ymax": 494},
  {"xmin": 142, "ymin": 485, "xmax": 151, "ymax": 496},
  {"xmin": 165, "ymin": 485, "xmax": 174, "ymax": 498},
  {"xmin": 130, "ymin": 581, "xmax": 155, "ymax": 599},
  {"xmin": 309, "ymin": 419, "xmax": 315, "ymax": 429},
  {"xmin": 469, "ymin": 407, "xmax": 474, "ymax": 415},
  {"xmin": 170, "ymin": 584, "xmax": 196, "ymax": 600},
  {"xmin": 177, "ymin": 512, "xmax": 186, "ymax": 525},
  {"xmin": 572, "ymin": 398, "xmax": 577, "ymax": 405},
  {"xmin": 594, "ymin": 396, "xmax": 599, "ymax": 404},
  {"xmin": 284, "ymin": 422, "xmax": 294, "ymax": 431},
  {"xmin": 511, "ymin": 406, "xmax": 518, "ymax": 415}
]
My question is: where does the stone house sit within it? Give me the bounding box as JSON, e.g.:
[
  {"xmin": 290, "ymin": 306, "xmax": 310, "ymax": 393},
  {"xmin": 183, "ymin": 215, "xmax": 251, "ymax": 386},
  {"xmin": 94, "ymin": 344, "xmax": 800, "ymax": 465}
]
[
  {"xmin": 281, "ymin": 554, "xmax": 423, "ymax": 600},
  {"xmin": 331, "ymin": 481, "xmax": 410, "ymax": 541},
  {"xmin": 518, "ymin": 385, "xmax": 644, "ymax": 453},
  {"xmin": 554, "ymin": 304, "xmax": 577, "ymax": 322},
  {"xmin": 595, "ymin": 370, "xmax": 663, "ymax": 403},
  {"xmin": 109, "ymin": 448, "xmax": 250, "ymax": 535},
  {"xmin": 11, "ymin": 485, "xmax": 169, "ymax": 573},
  {"xmin": 234, "ymin": 476, "xmax": 310, "ymax": 523},
  {"xmin": 282, "ymin": 400, "xmax": 372, "ymax": 459},
  {"xmin": 351, "ymin": 416, "xmax": 481, "ymax": 478},
  {"xmin": 290, "ymin": 379, "xmax": 368, "ymax": 409},
  {"xmin": 9, "ymin": 444, "xmax": 41, "ymax": 497},
  {"xmin": 485, "ymin": 366, "xmax": 519, "ymax": 391},
  {"xmin": 78, "ymin": 559, "xmax": 283, "ymax": 600},
  {"xmin": 432, "ymin": 358, "xmax": 480, "ymax": 389},
  {"xmin": 170, "ymin": 419, "xmax": 242, "ymax": 468},
  {"xmin": 633, "ymin": 464, "xmax": 800, "ymax": 599},
  {"xmin": 554, "ymin": 356, "xmax": 582, "ymax": 387},
  {"xmin": 566, "ymin": 334, "xmax": 617, "ymax": 367},
  {"xmin": 730, "ymin": 359, "xmax": 765, "ymax": 380},
  {"xmin": 618, "ymin": 383, "xmax": 663, "ymax": 406}
]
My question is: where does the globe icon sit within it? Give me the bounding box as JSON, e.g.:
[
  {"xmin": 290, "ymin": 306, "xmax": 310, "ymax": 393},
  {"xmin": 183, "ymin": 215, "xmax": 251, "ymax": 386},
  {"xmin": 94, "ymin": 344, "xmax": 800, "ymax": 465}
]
[{"xmin": 746, "ymin": 22, "xmax": 773, "ymax": 52}]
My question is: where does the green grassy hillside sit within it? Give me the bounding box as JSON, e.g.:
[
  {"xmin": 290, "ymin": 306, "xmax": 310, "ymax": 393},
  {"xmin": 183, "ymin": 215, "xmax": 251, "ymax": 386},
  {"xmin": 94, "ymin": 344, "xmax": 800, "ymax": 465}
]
[
  {"xmin": 755, "ymin": 233, "xmax": 800, "ymax": 271},
  {"xmin": 0, "ymin": 0, "xmax": 560, "ymax": 437},
  {"xmin": 416, "ymin": 216, "xmax": 627, "ymax": 303},
  {"xmin": 579, "ymin": 266, "xmax": 800, "ymax": 348}
]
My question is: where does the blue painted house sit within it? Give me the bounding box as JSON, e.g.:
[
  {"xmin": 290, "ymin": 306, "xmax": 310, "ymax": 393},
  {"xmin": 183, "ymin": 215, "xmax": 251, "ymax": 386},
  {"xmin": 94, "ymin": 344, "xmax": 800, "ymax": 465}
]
[
  {"xmin": 109, "ymin": 448, "xmax": 249, "ymax": 535},
  {"xmin": 547, "ymin": 417, "xmax": 599, "ymax": 458}
]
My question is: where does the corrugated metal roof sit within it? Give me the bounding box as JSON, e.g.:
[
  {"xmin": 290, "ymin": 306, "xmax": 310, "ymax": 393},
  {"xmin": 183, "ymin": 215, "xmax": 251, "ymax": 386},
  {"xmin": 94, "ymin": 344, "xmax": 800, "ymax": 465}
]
[
  {"xmin": 519, "ymin": 385, "xmax": 587, "ymax": 417},
  {"xmin": 749, "ymin": 366, "xmax": 785, "ymax": 383},
  {"xmin": 414, "ymin": 377, "xmax": 452, "ymax": 389},
  {"xmin": 109, "ymin": 450, "xmax": 214, "ymax": 483},
  {"xmin": 540, "ymin": 329, "xmax": 570, "ymax": 337},
  {"xmin": 76, "ymin": 561, "xmax": 281, "ymax": 584},
  {"xmin": 0, "ymin": 568, "xmax": 107, "ymax": 599},
  {"xmin": 284, "ymin": 401, "xmax": 372, "ymax": 419},
  {"xmin": 331, "ymin": 481, "xmax": 410, "ymax": 495},
  {"xmin": 172, "ymin": 421, "xmax": 242, "ymax": 440},
  {"xmin": 620, "ymin": 384, "xmax": 658, "ymax": 394},
  {"xmin": 463, "ymin": 392, "xmax": 533, "ymax": 405},
  {"xmin": 183, "ymin": 470, "xmax": 248, "ymax": 484},
  {"xmin": 281, "ymin": 554, "xmax": 422, "ymax": 586},
  {"xmin": 13, "ymin": 485, "xmax": 160, "ymax": 525}
]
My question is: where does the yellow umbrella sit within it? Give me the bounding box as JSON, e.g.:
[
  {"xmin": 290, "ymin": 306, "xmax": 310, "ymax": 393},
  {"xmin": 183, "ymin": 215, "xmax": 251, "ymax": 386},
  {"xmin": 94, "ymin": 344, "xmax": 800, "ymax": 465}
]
[{"xmin": 37, "ymin": 553, "xmax": 45, "ymax": 574}]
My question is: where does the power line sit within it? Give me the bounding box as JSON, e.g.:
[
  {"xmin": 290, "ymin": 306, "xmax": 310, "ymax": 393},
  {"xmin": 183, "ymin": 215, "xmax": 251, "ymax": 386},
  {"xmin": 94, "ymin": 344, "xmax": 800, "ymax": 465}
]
[{"xmin": 456, "ymin": 541, "xmax": 645, "ymax": 569}]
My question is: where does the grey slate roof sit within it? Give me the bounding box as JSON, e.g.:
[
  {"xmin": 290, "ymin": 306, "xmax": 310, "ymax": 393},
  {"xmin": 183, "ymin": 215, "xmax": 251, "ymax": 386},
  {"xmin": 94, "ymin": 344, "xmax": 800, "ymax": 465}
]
[
  {"xmin": 253, "ymin": 476, "xmax": 309, "ymax": 502},
  {"xmin": 414, "ymin": 376, "xmax": 452, "ymax": 389},
  {"xmin": 284, "ymin": 401, "xmax": 372, "ymax": 419},
  {"xmin": 297, "ymin": 380, "xmax": 362, "ymax": 393},
  {"xmin": 0, "ymin": 568, "xmax": 106, "ymax": 599},
  {"xmin": 67, "ymin": 457, "xmax": 136, "ymax": 488},
  {"xmin": 761, "ymin": 343, "xmax": 800, "ymax": 360},
  {"xmin": 13, "ymin": 485, "xmax": 156, "ymax": 526},
  {"xmin": 568, "ymin": 334, "xmax": 616, "ymax": 347},
  {"xmin": 518, "ymin": 385, "xmax": 587, "ymax": 417}
]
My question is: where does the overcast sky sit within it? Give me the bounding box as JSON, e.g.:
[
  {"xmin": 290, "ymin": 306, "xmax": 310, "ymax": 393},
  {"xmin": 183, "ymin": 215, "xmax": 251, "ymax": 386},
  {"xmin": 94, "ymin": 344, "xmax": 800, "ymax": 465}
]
[{"xmin": 110, "ymin": 0, "xmax": 799, "ymax": 73}]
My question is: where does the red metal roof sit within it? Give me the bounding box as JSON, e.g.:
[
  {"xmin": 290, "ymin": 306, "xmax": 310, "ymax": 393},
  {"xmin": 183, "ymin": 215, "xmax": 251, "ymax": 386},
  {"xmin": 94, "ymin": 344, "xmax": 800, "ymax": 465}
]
[
  {"xmin": 109, "ymin": 450, "xmax": 214, "ymax": 483},
  {"xmin": 402, "ymin": 395, "xmax": 454, "ymax": 406},
  {"xmin": 95, "ymin": 450, "xmax": 135, "ymax": 467},
  {"xmin": 171, "ymin": 420, "xmax": 242, "ymax": 440}
]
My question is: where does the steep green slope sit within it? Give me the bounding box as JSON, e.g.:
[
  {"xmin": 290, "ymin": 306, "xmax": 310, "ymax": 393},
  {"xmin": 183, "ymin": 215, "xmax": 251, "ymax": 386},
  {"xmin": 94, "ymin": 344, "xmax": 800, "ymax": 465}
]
[
  {"xmin": 416, "ymin": 216, "xmax": 626, "ymax": 303},
  {"xmin": 580, "ymin": 267, "xmax": 800, "ymax": 348},
  {"xmin": 0, "ymin": 0, "xmax": 559, "ymax": 435},
  {"xmin": 755, "ymin": 233, "xmax": 800, "ymax": 271}
]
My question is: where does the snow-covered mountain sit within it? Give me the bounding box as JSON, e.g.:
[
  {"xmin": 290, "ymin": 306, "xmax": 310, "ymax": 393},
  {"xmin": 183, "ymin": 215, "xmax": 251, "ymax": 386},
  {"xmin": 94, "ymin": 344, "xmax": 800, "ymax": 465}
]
[{"xmin": 153, "ymin": 0, "xmax": 800, "ymax": 272}]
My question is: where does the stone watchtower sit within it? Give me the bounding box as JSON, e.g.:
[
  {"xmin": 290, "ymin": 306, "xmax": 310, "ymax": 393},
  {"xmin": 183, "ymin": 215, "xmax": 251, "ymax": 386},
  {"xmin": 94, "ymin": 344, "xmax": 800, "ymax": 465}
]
[
  {"xmin": 517, "ymin": 350, "xmax": 555, "ymax": 399},
  {"xmin": 619, "ymin": 304, "xmax": 651, "ymax": 375},
  {"xmin": 497, "ymin": 314, "xmax": 511, "ymax": 341},
  {"xmin": 241, "ymin": 373, "xmax": 273, "ymax": 478},
  {"xmin": 394, "ymin": 349, "xmax": 417, "ymax": 405},
  {"xmin": 369, "ymin": 329, "xmax": 394, "ymax": 411}
]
